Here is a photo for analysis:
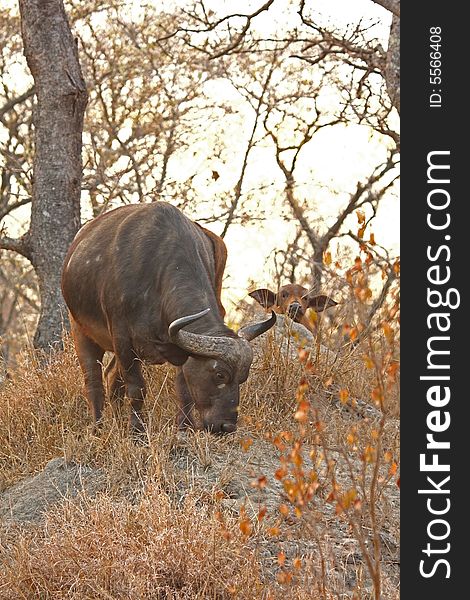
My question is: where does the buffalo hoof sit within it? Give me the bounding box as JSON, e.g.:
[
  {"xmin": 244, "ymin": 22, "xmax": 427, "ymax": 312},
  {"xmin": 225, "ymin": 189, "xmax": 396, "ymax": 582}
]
[{"xmin": 220, "ymin": 422, "xmax": 237, "ymax": 434}]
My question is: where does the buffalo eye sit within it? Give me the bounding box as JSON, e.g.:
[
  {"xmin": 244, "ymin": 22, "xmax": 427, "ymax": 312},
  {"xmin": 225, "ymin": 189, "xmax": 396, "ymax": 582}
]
[{"xmin": 215, "ymin": 370, "xmax": 229, "ymax": 384}]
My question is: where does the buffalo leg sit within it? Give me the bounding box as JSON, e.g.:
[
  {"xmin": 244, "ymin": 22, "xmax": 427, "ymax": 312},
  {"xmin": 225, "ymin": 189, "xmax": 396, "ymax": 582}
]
[
  {"xmin": 104, "ymin": 355, "xmax": 126, "ymax": 417},
  {"xmin": 71, "ymin": 320, "xmax": 105, "ymax": 426},
  {"xmin": 116, "ymin": 352, "xmax": 146, "ymax": 434},
  {"xmin": 175, "ymin": 368, "xmax": 195, "ymax": 429}
]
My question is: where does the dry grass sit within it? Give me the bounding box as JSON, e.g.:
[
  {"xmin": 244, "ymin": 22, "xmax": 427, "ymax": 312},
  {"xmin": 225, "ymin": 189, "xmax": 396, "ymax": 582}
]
[
  {"xmin": 0, "ymin": 314, "xmax": 400, "ymax": 599},
  {"xmin": 1, "ymin": 488, "xmax": 265, "ymax": 599}
]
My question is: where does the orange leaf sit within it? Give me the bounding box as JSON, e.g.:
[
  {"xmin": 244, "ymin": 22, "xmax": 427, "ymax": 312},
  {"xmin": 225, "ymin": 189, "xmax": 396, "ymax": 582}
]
[
  {"xmin": 294, "ymin": 409, "xmax": 308, "ymax": 423},
  {"xmin": 371, "ymin": 387, "xmax": 384, "ymax": 405},
  {"xmin": 363, "ymin": 445, "xmax": 376, "ymax": 463},
  {"xmin": 387, "ymin": 361, "xmax": 400, "ymax": 379},
  {"xmin": 305, "ymin": 360, "xmax": 316, "ymax": 373},
  {"xmin": 277, "ymin": 570, "xmax": 293, "ymax": 584},
  {"xmin": 273, "ymin": 436, "xmax": 286, "ymax": 452},
  {"xmin": 275, "ymin": 467, "xmax": 288, "ymax": 480},
  {"xmin": 257, "ymin": 507, "xmax": 267, "ymax": 522},
  {"xmin": 239, "ymin": 519, "xmax": 252, "ymax": 536},
  {"xmin": 382, "ymin": 322, "xmax": 394, "ymax": 343},
  {"xmin": 393, "ymin": 259, "xmax": 400, "ymax": 274},
  {"xmin": 240, "ymin": 438, "xmax": 253, "ymax": 452},
  {"xmin": 354, "ymin": 498, "xmax": 362, "ymax": 511}
]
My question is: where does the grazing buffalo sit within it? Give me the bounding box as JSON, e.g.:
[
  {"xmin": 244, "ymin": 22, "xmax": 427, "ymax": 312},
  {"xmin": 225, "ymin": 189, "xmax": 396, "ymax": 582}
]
[
  {"xmin": 249, "ymin": 284, "xmax": 337, "ymax": 334},
  {"xmin": 61, "ymin": 202, "xmax": 275, "ymax": 434}
]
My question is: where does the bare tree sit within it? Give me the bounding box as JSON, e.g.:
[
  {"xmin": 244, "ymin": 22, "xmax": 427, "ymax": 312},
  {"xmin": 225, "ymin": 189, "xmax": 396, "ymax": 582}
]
[
  {"xmin": 0, "ymin": 0, "xmax": 87, "ymax": 350},
  {"xmin": 176, "ymin": 0, "xmax": 399, "ymax": 297},
  {"xmin": 297, "ymin": 0, "xmax": 399, "ymax": 114},
  {"xmin": 0, "ymin": 0, "xmax": 399, "ymax": 358},
  {"xmin": 0, "ymin": 6, "xmax": 35, "ymax": 227},
  {"xmin": 0, "ymin": 253, "xmax": 39, "ymax": 366}
]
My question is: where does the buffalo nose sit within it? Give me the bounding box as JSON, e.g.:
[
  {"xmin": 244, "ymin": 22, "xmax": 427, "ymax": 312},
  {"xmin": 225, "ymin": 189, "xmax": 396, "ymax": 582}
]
[
  {"xmin": 288, "ymin": 302, "xmax": 302, "ymax": 318},
  {"xmin": 220, "ymin": 422, "xmax": 237, "ymax": 434}
]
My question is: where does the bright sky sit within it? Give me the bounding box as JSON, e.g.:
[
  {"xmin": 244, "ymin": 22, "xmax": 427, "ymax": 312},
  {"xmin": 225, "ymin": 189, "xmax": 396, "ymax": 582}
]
[
  {"xmin": 1, "ymin": 0, "xmax": 399, "ymax": 315},
  {"xmin": 203, "ymin": 0, "xmax": 398, "ymax": 309}
]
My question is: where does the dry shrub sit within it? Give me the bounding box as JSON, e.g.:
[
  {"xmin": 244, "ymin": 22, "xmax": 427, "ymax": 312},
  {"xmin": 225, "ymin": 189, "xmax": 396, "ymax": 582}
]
[
  {"xmin": 241, "ymin": 330, "xmax": 302, "ymax": 433},
  {"xmin": 0, "ymin": 485, "xmax": 264, "ymax": 599},
  {"xmin": 0, "ymin": 341, "xmax": 86, "ymax": 489},
  {"xmin": 0, "ymin": 337, "xmax": 179, "ymax": 490},
  {"xmin": 0, "ymin": 255, "xmax": 399, "ymax": 600}
]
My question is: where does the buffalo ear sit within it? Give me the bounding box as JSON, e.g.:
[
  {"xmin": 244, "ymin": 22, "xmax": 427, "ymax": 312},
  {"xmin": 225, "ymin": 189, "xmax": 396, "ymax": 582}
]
[
  {"xmin": 249, "ymin": 288, "xmax": 277, "ymax": 309},
  {"xmin": 306, "ymin": 294, "xmax": 338, "ymax": 312}
]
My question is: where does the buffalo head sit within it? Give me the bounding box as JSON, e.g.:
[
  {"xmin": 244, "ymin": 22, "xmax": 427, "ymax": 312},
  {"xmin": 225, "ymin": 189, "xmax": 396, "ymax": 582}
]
[
  {"xmin": 169, "ymin": 308, "xmax": 276, "ymax": 433},
  {"xmin": 249, "ymin": 284, "xmax": 337, "ymax": 333}
]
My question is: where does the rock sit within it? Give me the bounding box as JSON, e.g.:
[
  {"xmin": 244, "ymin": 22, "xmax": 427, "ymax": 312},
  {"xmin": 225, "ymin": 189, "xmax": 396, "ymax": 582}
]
[
  {"xmin": 248, "ymin": 315, "xmax": 382, "ymax": 421},
  {"xmin": 0, "ymin": 458, "xmax": 105, "ymax": 524}
]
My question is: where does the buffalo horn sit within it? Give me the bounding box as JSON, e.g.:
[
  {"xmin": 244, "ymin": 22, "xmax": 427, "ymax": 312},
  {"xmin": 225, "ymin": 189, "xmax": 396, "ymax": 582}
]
[
  {"xmin": 238, "ymin": 310, "xmax": 277, "ymax": 341},
  {"xmin": 168, "ymin": 308, "xmax": 246, "ymax": 364},
  {"xmin": 168, "ymin": 308, "xmax": 211, "ymax": 337}
]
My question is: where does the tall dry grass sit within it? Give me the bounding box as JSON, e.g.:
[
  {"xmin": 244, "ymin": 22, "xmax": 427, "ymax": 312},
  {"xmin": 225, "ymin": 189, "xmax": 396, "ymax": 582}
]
[{"xmin": 0, "ymin": 276, "xmax": 400, "ymax": 599}]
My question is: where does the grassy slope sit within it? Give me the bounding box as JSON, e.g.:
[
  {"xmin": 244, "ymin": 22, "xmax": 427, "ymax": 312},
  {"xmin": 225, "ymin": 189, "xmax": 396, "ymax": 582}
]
[{"xmin": 0, "ymin": 328, "xmax": 400, "ymax": 599}]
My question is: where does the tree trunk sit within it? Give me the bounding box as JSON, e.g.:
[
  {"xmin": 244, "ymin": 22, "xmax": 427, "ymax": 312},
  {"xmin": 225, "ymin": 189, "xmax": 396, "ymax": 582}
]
[
  {"xmin": 311, "ymin": 246, "xmax": 325, "ymax": 294},
  {"xmin": 385, "ymin": 15, "xmax": 400, "ymax": 114},
  {"xmin": 18, "ymin": 0, "xmax": 88, "ymax": 350}
]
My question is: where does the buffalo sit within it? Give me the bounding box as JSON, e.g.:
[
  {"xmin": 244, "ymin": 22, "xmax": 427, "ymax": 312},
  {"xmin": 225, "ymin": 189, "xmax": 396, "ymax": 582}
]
[
  {"xmin": 249, "ymin": 284, "xmax": 337, "ymax": 334},
  {"xmin": 61, "ymin": 202, "xmax": 275, "ymax": 434}
]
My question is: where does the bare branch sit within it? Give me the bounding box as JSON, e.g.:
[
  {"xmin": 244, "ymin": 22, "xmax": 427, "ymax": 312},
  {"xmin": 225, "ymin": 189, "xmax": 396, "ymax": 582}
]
[
  {"xmin": 0, "ymin": 86, "xmax": 35, "ymax": 123},
  {"xmin": 180, "ymin": 0, "xmax": 276, "ymax": 52},
  {"xmin": 323, "ymin": 155, "xmax": 397, "ymax": 248},
  {"xmin": 221, "ymin": 58, "xmax": 278, "ymax": 237},
  {"xmin": 210, "ymin": 0, "xmax": 276, "ymax": 58},
  {"xmin": 0, "ymin": 266, "xmax": 40, "ymax": 312},
  {"xmin": 0, "ymin": 196, "xmax": 32, "ymax": 221},
  {"xmin": 0, "ymin": 233, "xmax": 31, "ymax": 260}
]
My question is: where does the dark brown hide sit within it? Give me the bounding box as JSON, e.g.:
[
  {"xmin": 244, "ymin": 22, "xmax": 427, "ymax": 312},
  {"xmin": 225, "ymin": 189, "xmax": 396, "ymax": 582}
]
[
  {"xmin": 61, "ymin": 202, "xmax": 274, "ymax": 434},
  {"xmin": 249, "ymin": 284, "xmax": 337, "ymax": 334}
]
